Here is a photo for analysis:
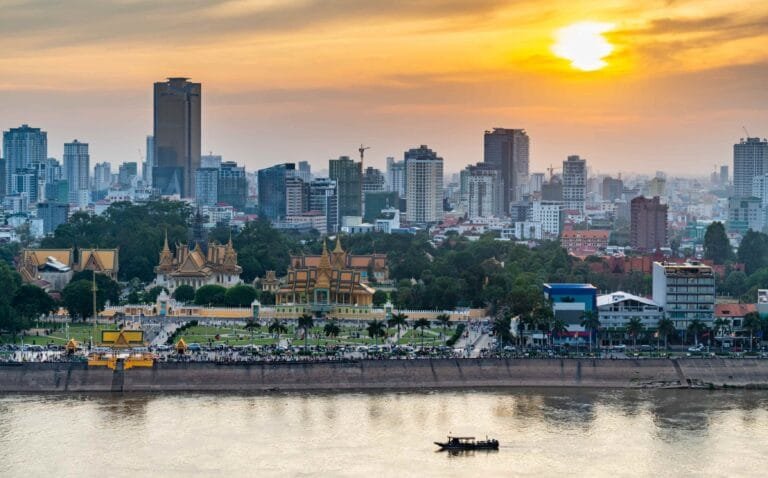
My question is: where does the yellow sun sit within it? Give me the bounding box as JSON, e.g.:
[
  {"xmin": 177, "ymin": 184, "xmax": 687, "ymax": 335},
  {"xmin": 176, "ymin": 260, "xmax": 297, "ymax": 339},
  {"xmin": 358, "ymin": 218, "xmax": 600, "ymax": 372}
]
[{"xmin": 552, "ymin": 22, "xmax": 614, "ymax": 71}]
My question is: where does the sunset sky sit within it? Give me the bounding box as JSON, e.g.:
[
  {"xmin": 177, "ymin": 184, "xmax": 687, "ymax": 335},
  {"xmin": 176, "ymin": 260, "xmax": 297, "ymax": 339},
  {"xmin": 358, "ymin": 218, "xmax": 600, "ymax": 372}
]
[{"xmin": 2, "ymin": 0, "xmax": 767, "ymax": 175}]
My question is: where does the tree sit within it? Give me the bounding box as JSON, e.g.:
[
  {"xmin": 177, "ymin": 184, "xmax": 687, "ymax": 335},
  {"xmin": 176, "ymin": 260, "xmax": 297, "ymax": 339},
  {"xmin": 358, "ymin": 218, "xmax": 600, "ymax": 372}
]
[
  {"xmin": 387, "ymin": 313, "xmax": 408, "ymax": 342},
  {"xmin": 324, "ymin": 321, "xmax": 341, "ymax": 341},
  {"xmin": 244, "ymin": 319, "xmax": 260, "ymax": 346},
  {"xmin": 743, "ymin": 311, "xmax": 762, "ymax": 352},
  {"xmin": 413, "ymin": 318, "xmax": 431, "ymax": 347},
  {"xmin": 738, "ymin": 230, "xmax": 768, "ymax": 275},
  {"xmin": 551, "ymin": 319, "xmax": 567, "ymax": 343},
  {"xmin": 436, "ymin": 313, "xmax": 451, "ymax": 342},
  {"xmin": 627, "ymin": 317, "xmax": 644, "ymax": 350},
  {"xmin": 62, "ymin": 280, "xmax": 105, "ymax": 321},
  {"xmin": 492, "ymin": 315, "xmax": 512, "ymax": 350},
  {"xmin": 657, "ymin": 318, "xmax": 676, "ymax": 351},
  {"xmin": 194, "ymin": 285, "xmax": 227, "ymax": 306},
  {"xmin": 225, "ymin": 284, "xmax": 257, "ymax": 307},
  {"xmin": 723, "ymin": 271, "xmax": 748, "ymax": 298},
  {"xmin": 268, "ymin": 319, "xmax": 288, "ymax": 342},
  {"xmin": 713, "ymin": 317, "xmax": 730, "ymax": 343},
  {"xmin": 372, "ymin": 290, "xmax": 387, "ymax": 306},
  {"xmin": 703, "ymin": 221, "xmax": 733, "ymax": 265},
  {"xmin": 580, "ymin": 311, "xmax": 600, "ymax": 353},
  {"xmin": 298, "ymin": 313, "xmax": 314, "ymax": 348},
  {"xmin": 687, "ymin": 319, "xmax": 705, "ymax": 346},
  {"xmin": 366, "ymin": 319, "xmax": 387, "ymax": 345},
  {"xmin": 12, "ymin": 284, "xmax": 56, "ymax": 321},
  {"xmin": 70, "ymin": 270, "xmax": 120, "ymax": 306},
  {"xmin": 172, "ymin": 285, "xmax": 195, "ymax": 303}
]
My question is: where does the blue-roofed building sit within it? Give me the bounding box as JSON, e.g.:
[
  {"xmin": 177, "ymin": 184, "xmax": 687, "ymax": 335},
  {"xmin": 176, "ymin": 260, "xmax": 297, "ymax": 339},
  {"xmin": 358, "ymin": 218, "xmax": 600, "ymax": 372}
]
[{"xmin": 543, "ymin": 283, "xmax": 598, "ymax": 344}]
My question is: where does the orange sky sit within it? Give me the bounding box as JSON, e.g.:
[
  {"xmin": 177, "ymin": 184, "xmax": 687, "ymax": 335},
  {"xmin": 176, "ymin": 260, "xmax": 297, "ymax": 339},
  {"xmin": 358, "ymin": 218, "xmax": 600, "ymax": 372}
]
[{"xmin": 1, "ymin": 0, "xmax": 767, "ymax": 175}]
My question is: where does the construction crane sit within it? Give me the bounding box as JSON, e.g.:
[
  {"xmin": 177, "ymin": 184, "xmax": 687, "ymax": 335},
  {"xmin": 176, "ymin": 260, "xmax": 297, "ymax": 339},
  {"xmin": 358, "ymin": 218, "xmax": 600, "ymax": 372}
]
[
  {"xmin": 358, "ymin": 144, "xmax": 371, "ymax": 169},
  {"xmin": 546, "ymin": 164, "xmax": 562, "ymax": 181},
  {"xmin": 743, "ymin": 126, "xmax": 751, "ymax": 138}
]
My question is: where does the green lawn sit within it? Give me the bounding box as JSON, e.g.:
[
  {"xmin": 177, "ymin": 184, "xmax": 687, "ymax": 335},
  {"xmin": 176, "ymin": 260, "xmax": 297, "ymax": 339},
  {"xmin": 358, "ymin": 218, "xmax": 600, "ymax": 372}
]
[
  {"xmin": 6, "ymin": 324, "xmax": 117, "ymax": 346},
  {"xmin": 174, "ymin": 324, "xmax": 410, "ymax": 347}
]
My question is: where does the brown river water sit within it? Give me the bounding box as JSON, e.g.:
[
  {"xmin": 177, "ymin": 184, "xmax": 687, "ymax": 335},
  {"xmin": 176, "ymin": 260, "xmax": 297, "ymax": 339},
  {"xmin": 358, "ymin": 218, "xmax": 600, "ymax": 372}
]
[{"xmin": 0, "ymin": 389, "xmax": 766, "ymax": 477}]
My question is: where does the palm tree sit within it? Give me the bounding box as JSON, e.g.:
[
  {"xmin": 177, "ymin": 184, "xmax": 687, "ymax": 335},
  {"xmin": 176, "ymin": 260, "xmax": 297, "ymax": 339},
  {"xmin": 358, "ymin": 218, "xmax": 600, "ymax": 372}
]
[
  {"xmin": 366, "ymin": 319, "xmax": 387, "ymax": 345},
  {"xmin": 627, "ymin": 317, "xmax": 643, "ymax": 351},
  {"xmin": 244, "ymin": 319, "xmax": 260, "ymax": 346},
  {"xmin": 413, "ymin": 318, "xmax": 431, "ymax": 348},
  {"xmin": 436, "ymin": 313, "xmax": 451, "ymax": 342},
  {"xmin": 323, "ymin": 320, "xmax": 340, "ymax": 342},
  {"xmin": 551, "ymin": 319, "xmax": 567, "ymax": 347},
  {"xmin": 580, "ymin": 311, "xmax": 600, "ymax": 353},
  {"xmin": 656, "ymin": 318, "xmax": 676, "ymax": 351},
  {"xmin": 388, "ymin": 312, "xmax": 408, "ymax": 343},
  {"xmin": 743, "ymin": 311, "xmax": 762, "ymax": 352},
  {"xmin": 713, "ymin": 317, "xmax": 730, "ymax": 342},
  {"xmin": 492, "ymin": 315, "xmax": 512, "ymax": 351},
  {"xmin": 298, "ymin": 313, "xmax": 314, "ymax": 349},
  {"xmin": 268, "ymin": 319, "xmax": 287, "ymax": 343},
  {"xmin": 687, "ymin": 319, "xmax": 705, "ymax": 346}
]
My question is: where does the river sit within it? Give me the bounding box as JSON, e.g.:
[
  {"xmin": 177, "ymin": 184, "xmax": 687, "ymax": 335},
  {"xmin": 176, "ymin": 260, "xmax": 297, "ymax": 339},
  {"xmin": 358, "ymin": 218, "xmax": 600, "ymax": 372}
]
[{"xmin": 0, "ymin": 389, "xmax": 766, "ymax": 477}]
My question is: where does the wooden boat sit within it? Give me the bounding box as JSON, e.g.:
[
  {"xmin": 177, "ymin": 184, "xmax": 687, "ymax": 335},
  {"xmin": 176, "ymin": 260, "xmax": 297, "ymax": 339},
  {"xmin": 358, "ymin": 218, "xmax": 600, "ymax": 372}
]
[{"xmin": 434, "ymin": 436, "xmax": 499, "ymax": 451}]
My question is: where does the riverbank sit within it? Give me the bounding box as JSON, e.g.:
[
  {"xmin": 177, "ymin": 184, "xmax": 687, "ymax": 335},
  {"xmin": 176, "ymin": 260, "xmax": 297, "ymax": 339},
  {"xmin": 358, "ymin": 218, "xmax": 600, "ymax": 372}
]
[{"xmin": 2, "ymin": 358, "xmax": 768, "ymax": 393}]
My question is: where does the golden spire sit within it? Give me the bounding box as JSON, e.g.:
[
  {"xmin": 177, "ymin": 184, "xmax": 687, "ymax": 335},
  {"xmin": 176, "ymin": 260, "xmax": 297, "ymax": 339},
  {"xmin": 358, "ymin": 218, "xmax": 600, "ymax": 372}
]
[
  {"xmin": 319, "ymin": 239, "xmax": 331, "ymax": 270},
  {"xmin": 163, "ymin": 229, "xmax": 170, "ymax": 252},
  {"xmin": 333, "ymin": 235, "xmax": 344, "ymax": 253},
  {"xmin": 227, "ymin": 230, "xmax": 234, "ymax": 249}
]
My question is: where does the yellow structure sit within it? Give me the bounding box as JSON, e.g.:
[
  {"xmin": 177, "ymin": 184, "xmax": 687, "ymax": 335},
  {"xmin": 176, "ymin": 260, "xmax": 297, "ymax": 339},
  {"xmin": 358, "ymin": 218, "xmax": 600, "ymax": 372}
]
[
  {"xmin": 101, "ymin": 330, "xmax": 145, "ymax": 347},
  {"xmin": 87, "ymin": 353, "xmax": 154, "ymax": 370},
  {"xmin": 276, "ymin": 239, "xmax": 375, "ymax": 309},
  {"xmin": 175, "ymin": 338, "xmax": 188, "ymax": 354},
  {"xmin": 65, "ymin": 339, "xmax": 79, "ymax": 354},
  {"xmin": 79, "ymin": 249, "xmax": 119, "ymax": 280},
  {"xmin": 17, "ymin": 247, "xmax": 119, "ymax": 291}
]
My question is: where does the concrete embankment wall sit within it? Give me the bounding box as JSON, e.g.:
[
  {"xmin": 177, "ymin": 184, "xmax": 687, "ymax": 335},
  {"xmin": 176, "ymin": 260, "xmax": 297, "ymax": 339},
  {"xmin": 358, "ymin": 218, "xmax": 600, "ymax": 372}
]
[{"xmin": 2, "ymin": 359, "xmax": 768, "ymax": 393}]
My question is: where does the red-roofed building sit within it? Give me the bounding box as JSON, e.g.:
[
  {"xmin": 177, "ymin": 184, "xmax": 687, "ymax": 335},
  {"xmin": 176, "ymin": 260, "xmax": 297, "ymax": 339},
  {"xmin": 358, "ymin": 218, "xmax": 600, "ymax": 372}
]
[
  {"xmin": 561, "ymin": 230, "xmax": 610, "ymax": 254},
  {"xmin": 715, "ymin": 303, "xmax": 756, "ymax": 330}
]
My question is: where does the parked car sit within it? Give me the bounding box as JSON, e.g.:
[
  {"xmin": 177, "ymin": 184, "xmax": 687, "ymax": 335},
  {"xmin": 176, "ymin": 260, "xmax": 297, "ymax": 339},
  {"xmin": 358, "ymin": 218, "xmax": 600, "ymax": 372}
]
[{"xmin": 688, "ymin": 344, "xmax": 704, "ymax": 353}]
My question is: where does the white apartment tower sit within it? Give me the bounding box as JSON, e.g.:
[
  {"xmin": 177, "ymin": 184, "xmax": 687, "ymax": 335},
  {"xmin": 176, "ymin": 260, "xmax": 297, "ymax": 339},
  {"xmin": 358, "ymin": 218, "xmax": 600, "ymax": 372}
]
[
  {"xmin": 734, "ymin": 137, "xmax": 768, "ymax": 197},
  {"xmin": 405, "ymin": 145, "xmax": 443, "ymax": 224},
  {"xmin": 63, "ymin": 140, "xmax": 90, "ymax": 205}
]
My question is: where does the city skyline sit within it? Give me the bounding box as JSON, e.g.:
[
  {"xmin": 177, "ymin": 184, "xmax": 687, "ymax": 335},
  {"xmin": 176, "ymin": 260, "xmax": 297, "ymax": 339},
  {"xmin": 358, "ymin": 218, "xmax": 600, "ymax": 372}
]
[{"xmin": 1, "ymin": 1, "xmax": 767, "ymax": 174}]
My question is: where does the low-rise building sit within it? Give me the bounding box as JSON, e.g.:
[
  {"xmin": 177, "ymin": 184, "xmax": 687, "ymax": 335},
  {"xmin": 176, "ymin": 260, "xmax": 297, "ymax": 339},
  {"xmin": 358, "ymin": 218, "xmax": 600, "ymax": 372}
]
[
  {"xmin": 597, "ymin": 292, "xmax": 664, "ymax": 331},
  {"xmin": 652, "ymin": 261, "xmax": 716, "ymax": 331}
]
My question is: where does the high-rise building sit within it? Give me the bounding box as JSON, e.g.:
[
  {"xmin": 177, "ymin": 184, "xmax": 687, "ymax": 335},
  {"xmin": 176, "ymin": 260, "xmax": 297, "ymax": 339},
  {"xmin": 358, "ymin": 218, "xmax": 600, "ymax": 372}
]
[
  {"xmin": 364, "ymin": 191, "xmax": 399, "ymax": 223},
  {"xmin": 630, "ymin": 196, "xmax": 668, "ymax": 251},
  {"xmin": 647, "ymin": 177, "xmax": 666, "ymax": 198},
  {"xmin": 562, "ymin": 155, "xmax": 586, "ymax": 213},
  {"xmin": 0, "ymin": 158, "xmax": 5, "ymax": 198},
  {"xmin": 45, "ymin": 180, "xmax": 69, "ymax": 204},
  {"xmin": 195, "ymin": 168, "xmax": 219, "ymax": 207},
  {"xmin": 728, "ymin": 196, "xmax": 763, "ymax": 234},
  {"xmin": 602, "ymin": 176, "xmax": 624, "ymax": 201},
  {"xmin": 63, "ymin": 140, "xmax": 89, "ymax": 205},
  {"xmin": 309, "ymin": 178, "xmax": 338, "ymax": 234},
  {"xmin": 720, "ymin": 165, "xmax": 729, "ymax": 186},
  {"xmin": 11, "ymin": 168, "xmax": 39, "ymax": 203},
  {"xmin": 529, "ymin": 173, "xmax": 545, "ymax": 194},
  {"xmin": 483, "ymin": 128, "xmax": 529, "ymax": 212},
  {"xmin": 541, "ymin": 177, "xmax": 563, "ymax": 201},
  {"xmin": 118, "ymin": 162, "xmax": 138, "ymax": 187},
  {"xmin": 297, "ymin": 161, "xmax": 312, "ymax": 183},
  {"xmin": 3, "ymin": 124, "xmax": 47, "ymax": 195},
  {"xmin": 153, "ymin": 77, "xmax": 201, "ymax": 198},
  {"xmin": 329, "ymin": 156, "xmax": 362, "ymax": 219},
  {"xmin": 531, "ymin": 200, "xmax": 564, "ymax": 239},
  {"xmin": 386, "ymin": 157, "xmax": 406, "ymax": 197},
  {"xmin": 37, "ymin": 202, "xmax": 69, "ymax": 235},
  {"xmin": 258, "ymin": 163, "xmax": 295, "ymax": 221},
  {"xmin": 201, "ymin": 154, "xmax": 222, "ymax": 169},
  {"xmin": 94, "ymin": 162, "xmax": 112, "ymax": 191},
  {"xmin": 285, "ymin": 177, "xmax": 309, "ymax": 216},
  {"xmin": 143, "ymin": 135, "xmax": 155, "ymax": 185},
  {"xmin": 362, "ymin": 166, "xmax": 386, "ymax": 193},
  {"xmin": 217, "ymin": 161, "xmax": 247, "ymax": 210},
  {"xmin": 404, "ymin": 145, "xmax": 444, "ymax": 224},
  {"xmin": 460, "ymin": 163, "xmax": 503, "ymax": 220},
  {"xmin": 734, "ymin": 137, "xmax": 768, "ymax": 197}
]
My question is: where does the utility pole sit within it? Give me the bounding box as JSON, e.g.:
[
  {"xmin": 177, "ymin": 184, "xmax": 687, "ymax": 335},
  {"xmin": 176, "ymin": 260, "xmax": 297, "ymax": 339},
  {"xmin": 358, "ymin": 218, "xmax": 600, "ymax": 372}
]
[{"xmin": 91, "ymin": 272, "xmax": 98, "ymax": 349}]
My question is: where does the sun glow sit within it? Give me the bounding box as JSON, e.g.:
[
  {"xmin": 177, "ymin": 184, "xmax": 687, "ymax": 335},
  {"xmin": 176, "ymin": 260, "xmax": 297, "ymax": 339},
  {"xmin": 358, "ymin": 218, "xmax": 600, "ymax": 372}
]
[{"xmin": 552, "ymin": 22, "xmax": 615, "ymax": 71}]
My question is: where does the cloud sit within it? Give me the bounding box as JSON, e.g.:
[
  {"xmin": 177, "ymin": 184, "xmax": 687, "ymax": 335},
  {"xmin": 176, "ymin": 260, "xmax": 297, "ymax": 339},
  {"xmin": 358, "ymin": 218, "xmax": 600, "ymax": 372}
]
[{"xmin": 0, "ymin": 0, "xmax": 516, "ymax": 50}]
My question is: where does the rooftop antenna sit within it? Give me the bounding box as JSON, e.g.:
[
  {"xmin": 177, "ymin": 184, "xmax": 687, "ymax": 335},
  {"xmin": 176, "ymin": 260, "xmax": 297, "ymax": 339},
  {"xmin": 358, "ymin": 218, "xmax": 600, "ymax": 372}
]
[{"xmin": 358, "ymin": 144, "xmax": 371, "ymax": 216}]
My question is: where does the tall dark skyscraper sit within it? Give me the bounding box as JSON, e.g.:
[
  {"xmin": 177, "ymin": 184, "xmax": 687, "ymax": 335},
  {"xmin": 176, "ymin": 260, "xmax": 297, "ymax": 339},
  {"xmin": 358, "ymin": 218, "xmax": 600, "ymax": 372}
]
[
  {"xmin": 3, "ymin": 124, "xmax": 47, "ymax": 196},
  {"xmin": 483, "ymin": 128, "xmax": 529, "ymax": 213},
  {"xmin": 218, "ymin": 161, "xmax": 247, "ymax": 210},
  {"xmin": 329, "ymin": 156, "xmax": 362, "ymax": 219},
  {"xmin": 153, "ymin": 77, "xmax": 201, "ymax": 198},
  {"xmin": 258, "ymin": 163, "xmax": 295, "ymax": 221}
]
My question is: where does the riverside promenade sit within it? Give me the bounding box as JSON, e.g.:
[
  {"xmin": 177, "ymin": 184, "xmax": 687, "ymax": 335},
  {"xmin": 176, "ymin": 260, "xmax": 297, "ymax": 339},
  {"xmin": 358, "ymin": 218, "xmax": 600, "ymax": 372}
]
[{"xmin": 3, "ymin": 358, "xmax": 768, "ymax": 393}]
